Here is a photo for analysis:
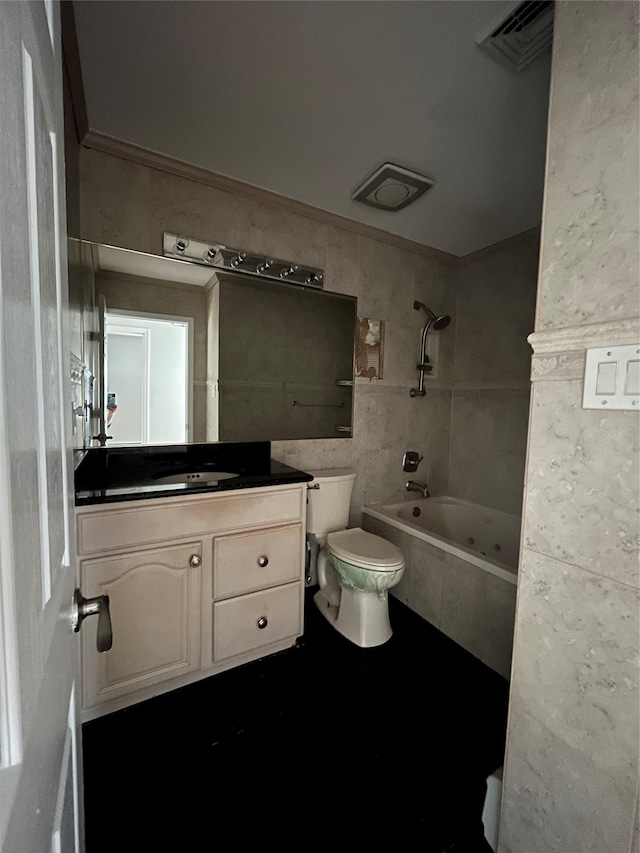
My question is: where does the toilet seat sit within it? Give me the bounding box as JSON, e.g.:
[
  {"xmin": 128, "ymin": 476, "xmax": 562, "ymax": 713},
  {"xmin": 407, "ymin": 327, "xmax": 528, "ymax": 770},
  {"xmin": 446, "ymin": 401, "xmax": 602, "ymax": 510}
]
[{"xmin": 326, "ymin": 527, "xmax": 404, "ymax": 571}]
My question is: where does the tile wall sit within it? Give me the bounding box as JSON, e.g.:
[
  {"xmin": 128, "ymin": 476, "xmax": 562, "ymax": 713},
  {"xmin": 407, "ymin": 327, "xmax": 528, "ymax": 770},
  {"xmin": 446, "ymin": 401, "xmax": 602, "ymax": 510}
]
[
  {"xmin": 499, "ymin": 4, "xmax": 640, "ymax": 851},
  {"xmin": 79, "ymin": 148, "xmax": 458, "ymax": 525},
  {"xmin": 80, "ymin": 145, "xmax": 539, "ymax": 524},
  {"xmin": 79, "ymin": 146, "xmax": 540, "ymax": 688},
  {"xmin": 450, "ymin": 230, "xmax": 540, "ymax": 517},
  {"xmin": 363, "ymin": 513, "xmax": 517, "ymax": 679}
]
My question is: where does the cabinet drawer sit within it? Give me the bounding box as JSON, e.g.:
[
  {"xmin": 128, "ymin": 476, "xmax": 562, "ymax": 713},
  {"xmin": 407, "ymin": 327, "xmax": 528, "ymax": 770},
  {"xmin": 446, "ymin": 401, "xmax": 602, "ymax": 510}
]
[
  {"xmin": 214, "ymin": 524, "xmax": 302, "ymax": 599},
  {"xmin": 213, "ymin": 583, "xmax": 301, "ymax": 663},
  {"xmin": 76, "ymin": 487, "xmax": 304, "ymax": 555}
]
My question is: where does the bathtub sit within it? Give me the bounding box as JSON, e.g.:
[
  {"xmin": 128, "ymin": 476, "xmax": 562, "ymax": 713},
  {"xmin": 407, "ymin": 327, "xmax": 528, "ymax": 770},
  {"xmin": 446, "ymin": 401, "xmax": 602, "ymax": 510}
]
[
  {"xmin": 362, "ymin": 496, "xmax": 520, "ymax": 678},
  {"xmin": 363, "ymin": 496, "xmax": 519, "ymax": 585}
]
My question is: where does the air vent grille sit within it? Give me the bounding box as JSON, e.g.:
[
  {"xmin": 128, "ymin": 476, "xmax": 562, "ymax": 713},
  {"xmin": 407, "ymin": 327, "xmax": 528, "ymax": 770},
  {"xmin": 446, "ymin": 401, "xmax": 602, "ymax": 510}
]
[{"xmin": 477, "ymin": 0, "xmax": 554, "ymax": 73}]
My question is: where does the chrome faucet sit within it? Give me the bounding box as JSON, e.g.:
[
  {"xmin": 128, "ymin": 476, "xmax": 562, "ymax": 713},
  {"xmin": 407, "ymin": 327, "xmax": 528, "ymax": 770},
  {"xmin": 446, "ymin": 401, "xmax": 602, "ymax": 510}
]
[{"xmin": 405, "ymin": 480, "xmax": 429, "ymax": 498}]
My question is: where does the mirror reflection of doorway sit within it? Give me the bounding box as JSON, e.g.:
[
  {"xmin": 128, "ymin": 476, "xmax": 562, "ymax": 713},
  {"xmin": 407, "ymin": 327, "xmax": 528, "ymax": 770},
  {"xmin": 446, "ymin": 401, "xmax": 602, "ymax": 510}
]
[{"xmin": 105, "ymin": 310, "xmax": 192, "ymax": 446}]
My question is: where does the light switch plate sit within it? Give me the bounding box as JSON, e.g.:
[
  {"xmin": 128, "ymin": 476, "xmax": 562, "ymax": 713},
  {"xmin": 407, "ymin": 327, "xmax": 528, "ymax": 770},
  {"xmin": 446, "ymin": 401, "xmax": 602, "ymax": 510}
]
[{"xmin": 583, "ymin": 344, "xmax": 640, "ymax": 410}]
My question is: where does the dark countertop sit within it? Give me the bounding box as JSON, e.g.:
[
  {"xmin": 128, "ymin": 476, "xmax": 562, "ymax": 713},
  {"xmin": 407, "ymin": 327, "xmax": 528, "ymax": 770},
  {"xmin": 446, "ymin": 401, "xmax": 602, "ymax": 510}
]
[{"xmin": 74, "ymin": 442, "xmax": 313, "ymax": 507}]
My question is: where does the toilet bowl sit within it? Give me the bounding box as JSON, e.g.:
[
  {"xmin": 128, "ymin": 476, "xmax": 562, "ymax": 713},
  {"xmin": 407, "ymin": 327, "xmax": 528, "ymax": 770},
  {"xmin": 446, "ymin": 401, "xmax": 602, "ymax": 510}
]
[{"xmin": 306, "ymin": 469, "xmax": 405, "ymax": 648}]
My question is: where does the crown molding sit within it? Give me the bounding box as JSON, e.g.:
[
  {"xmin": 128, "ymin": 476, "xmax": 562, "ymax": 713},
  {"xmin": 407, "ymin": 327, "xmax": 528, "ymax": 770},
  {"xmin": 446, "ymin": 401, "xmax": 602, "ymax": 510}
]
[{"xmin": 80, "ymin": 129, "xmax": 460, "ymax": 265}]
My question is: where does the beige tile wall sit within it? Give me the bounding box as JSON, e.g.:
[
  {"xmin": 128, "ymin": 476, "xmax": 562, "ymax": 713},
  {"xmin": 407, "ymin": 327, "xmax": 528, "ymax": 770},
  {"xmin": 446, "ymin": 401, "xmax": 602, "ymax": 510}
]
[
  {"xmin": 450, "ymin": 230, "xmax": 539, "ymax": 517},
  {"xmin": 362, "ymin": 513, "xmax": 518, "ymax": 679},
  {"xmin": 500, "ymin": 4, "xmax": 640, "ymax": 852},
  {"xmin": 79, "ymin": 147, "xmax": 458, "ymax": 524}
]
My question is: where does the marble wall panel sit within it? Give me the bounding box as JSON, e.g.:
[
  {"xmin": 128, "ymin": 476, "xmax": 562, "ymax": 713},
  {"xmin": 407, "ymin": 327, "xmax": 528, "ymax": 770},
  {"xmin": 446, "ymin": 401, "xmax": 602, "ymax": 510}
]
[
  {"xmin": 440, "ymin": 552, "xmax": 487, "ymax": 661},
  {"xmin": 449, "ymin": 230, "xmax": 538, "ymax": 520},
  {"xmin": 499, "ymin": 703, "xmax": 637, "ymax": 853},
  {"xmin": 501, "ymin": 5, "xmax": 640, "ymax": 850},
  {"xmin": 325, "ymin": 225, "xmax": 360, "ymax": 297},
  {"xmin": 271, "ymin": 438, "xmax": 332, "ymax": 473},
  {"xmin": 360, "ymin": 514, "xmax": 516, "ymax": 677},
  {"xmin": 482, "ymin": 573, "xmax": 517, "ymax": 680},
  {"xmin": 522, "ymin": 379, "xmax": 640, "ymax": 588},
  {"xmin": 380, "ymin": 447, "xmax": 412, "ymax": 504},
  {"xmin": 511, "ymin": 549, "xmax": 639, "ymax": 787},
  {"xmin": 380, "ymin": 386, "xmax": 411, "ymax": 452},
  {"xmin": 407, "ymin": 388, "xmax": 453, "ymax": 498},
  {"xmin": 449, "ymin": 389, "xmax": 531, "ymax": 516},
  {"xmin": 407, "ymin": 536, "xmax": 446, "ymax": 629},
  {"xmin": 147, "ymin": 168, "xmax": 210, "ymax": 251},
  {"xmin": 81, "ymin": 149, "xmax": 464, "ymax": 519},
  {"xmin": 79, "ymin": 147, "xmax": 459, "ymax": 521},
  {"xmin": 536, "ymin": 2, "xmax": 640, "ymax": 331},
  {"xmin": 81, "ymin": 149, "xmax": 154, "ymax": 253},
  {"xmin": 455, "ymin": 231, "xmax": 539, "ymax": 385}
]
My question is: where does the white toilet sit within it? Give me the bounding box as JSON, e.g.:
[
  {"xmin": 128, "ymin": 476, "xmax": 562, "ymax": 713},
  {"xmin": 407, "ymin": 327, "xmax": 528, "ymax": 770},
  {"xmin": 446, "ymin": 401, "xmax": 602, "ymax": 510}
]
[{"xmin": 306, "ymin": 468, "xmax": 405, "ymax": 648}]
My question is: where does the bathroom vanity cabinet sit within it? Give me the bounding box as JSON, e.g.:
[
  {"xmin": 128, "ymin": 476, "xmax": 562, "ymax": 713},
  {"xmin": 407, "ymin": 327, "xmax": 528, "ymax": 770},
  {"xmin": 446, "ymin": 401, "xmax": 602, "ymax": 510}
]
[{"xmin": 76, "ymin": 483, "xmax": 307, "ymax": 720}]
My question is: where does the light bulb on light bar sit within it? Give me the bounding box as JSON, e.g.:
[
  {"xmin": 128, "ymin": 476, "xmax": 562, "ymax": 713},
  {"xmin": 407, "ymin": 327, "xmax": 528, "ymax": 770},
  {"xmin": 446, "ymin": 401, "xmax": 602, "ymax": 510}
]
[{"xmin": 162, "ymin": 233, "xmax": 325, "ymax": 290}]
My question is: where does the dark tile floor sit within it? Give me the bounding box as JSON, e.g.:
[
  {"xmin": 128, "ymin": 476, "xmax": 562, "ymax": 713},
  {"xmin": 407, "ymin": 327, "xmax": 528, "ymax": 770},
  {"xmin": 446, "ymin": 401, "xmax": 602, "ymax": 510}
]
[{"xmin": 83, "ymin": 591, "xmax": 510, "ymax": 852}]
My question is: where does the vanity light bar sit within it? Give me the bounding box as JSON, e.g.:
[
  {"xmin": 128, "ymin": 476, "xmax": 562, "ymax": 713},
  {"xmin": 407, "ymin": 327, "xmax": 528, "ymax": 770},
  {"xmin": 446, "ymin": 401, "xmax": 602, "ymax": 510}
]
[{"xmin": 163, "ymin": 233, "xmax": 324, "ymax": 289}]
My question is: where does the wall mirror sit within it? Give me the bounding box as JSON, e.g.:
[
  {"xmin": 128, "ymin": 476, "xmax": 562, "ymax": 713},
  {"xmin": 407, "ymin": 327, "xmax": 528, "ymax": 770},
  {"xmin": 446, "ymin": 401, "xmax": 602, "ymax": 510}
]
[{"xmin": 79, "ymin": 241, "xmax": 356, "ymax": 445}]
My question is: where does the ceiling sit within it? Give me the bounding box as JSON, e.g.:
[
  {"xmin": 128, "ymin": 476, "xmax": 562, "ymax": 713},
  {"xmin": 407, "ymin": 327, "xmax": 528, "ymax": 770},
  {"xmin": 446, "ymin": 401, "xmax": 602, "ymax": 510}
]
[{"xmin": 73, "ymin": 1, "xmax": 552, "ymax": 256}]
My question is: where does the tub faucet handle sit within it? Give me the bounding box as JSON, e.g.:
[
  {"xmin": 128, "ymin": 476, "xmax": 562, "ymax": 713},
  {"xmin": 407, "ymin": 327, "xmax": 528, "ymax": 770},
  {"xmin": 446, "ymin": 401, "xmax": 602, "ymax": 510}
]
[{"xmin": 403, "ymin": 451, "xmax": 423, "ymax": 473}]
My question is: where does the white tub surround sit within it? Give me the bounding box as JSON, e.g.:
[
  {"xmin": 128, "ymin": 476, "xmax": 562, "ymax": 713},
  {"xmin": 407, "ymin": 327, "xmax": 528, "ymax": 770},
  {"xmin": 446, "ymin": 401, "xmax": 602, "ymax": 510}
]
[
  {"xmin": 364, "ymin": 497, "xmax": 519, "ymax": 583},
  {"xmin": 362, "ymin": 497, "xmax": 518, "ymax": 679}
]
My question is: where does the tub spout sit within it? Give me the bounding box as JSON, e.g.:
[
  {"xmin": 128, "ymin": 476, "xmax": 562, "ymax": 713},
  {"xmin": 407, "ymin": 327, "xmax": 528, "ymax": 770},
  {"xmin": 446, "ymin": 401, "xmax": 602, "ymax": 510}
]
[{"xmin": 405, "ymin": 480, "xmax": 429, "ymax": 498}]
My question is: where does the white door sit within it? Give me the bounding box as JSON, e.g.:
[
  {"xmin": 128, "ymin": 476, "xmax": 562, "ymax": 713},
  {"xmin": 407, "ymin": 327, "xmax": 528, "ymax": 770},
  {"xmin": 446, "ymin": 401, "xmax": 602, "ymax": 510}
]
[
  {"xmin": 104, "ymin": 311, "xmax": 191, "ymax": 446},
  {"xmin": 0, "ymin": 3, "xmax": 84, "ymax": 852},
  {"xmin": 105, "ymin": 324, "xmax": 150, "ymax": 445}
]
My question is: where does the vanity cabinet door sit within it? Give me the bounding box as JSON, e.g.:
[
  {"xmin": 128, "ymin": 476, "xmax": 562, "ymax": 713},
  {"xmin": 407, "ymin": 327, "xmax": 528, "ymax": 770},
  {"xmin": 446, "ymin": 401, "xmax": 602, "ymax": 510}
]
[{"xmin": 80, "ymin": 542, "xmax": 202, "ymax": 710}]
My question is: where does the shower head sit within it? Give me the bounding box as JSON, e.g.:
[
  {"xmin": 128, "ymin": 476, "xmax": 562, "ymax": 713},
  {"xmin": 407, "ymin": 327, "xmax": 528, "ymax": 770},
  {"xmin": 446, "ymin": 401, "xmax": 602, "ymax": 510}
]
[
  {"xmin": 413, "ymin": 301, "xmax": 451, "ymax": 331},
  {"xmin": 432, "ymin": 314, "xmax": 451, "ymax": 331}
]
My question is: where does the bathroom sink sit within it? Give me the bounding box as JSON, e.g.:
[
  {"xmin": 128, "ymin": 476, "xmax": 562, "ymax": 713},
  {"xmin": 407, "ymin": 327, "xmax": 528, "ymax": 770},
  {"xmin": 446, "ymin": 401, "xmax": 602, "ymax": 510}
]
[{"xmin": 152, "ymin": 471, "xmax": 239, "ymax": 485}]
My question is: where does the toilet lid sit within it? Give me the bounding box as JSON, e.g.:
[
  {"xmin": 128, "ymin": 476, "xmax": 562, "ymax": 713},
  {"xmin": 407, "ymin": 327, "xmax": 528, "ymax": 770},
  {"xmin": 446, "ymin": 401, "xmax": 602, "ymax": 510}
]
[{"xmin": 326, "ymin": 528, "xmax": 405, "ymax": 571}]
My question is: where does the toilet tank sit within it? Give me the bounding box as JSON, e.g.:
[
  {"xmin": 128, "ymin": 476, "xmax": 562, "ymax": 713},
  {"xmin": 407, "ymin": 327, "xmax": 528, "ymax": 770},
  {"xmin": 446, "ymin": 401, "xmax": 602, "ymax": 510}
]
[{"xmin": 306, "ymin": 468, "xmax": 357, "ymax": 536}]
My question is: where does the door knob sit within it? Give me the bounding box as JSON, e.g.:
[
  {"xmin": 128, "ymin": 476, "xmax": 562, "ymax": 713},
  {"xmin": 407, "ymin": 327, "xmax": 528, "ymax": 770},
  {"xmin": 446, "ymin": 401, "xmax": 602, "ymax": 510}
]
[
  {"xmin": 257, "ymin": 555, "xmax": 269, "ymax": 567},
  {"xmin": 71, "ymin": 589, "xmax": 113, "ymax": 653},
  {"xmin": 189, "ymin": 554, "xmax": 202, "ymax": 568}
]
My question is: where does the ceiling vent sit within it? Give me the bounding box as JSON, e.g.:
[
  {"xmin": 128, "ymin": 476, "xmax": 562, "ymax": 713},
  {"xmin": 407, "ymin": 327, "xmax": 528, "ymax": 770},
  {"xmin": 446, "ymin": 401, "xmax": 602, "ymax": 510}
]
[
  {"xmin": 476, "ymin": 0, "xmax": 554, "ymax": 73},
  {"xmin": 352, "ymin": 163, "xmax": 434, "ymax": 212}
]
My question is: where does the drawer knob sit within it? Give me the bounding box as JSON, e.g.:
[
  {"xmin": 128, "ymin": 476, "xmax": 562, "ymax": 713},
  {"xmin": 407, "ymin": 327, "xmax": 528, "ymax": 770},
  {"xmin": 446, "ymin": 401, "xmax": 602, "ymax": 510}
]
[
  {"xmin": 257, "ymin": 617, "xmax": 268, "ymax": 630},
  {"xmin": 189, "ymin": 554, "xmax": 202, "ymax": 568},
  {"xmin": 257, "ymin": 555, "xmax": 269, "ymax": 568}
]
